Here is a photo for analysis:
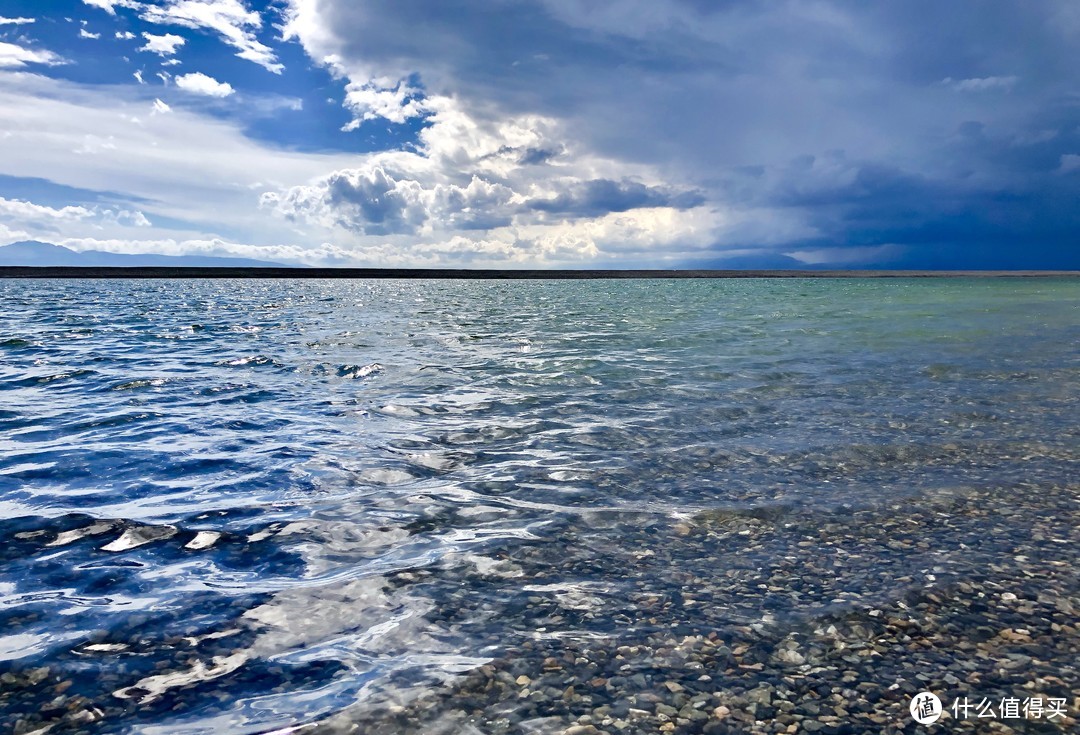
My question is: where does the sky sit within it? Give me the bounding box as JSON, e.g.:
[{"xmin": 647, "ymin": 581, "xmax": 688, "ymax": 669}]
[{"xmin": 0, "ymin": 0, "xmax": 1077, "ymax": 269}]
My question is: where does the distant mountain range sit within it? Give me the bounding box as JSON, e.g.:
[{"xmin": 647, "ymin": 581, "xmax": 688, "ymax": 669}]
[{"xmin": 0, "ymin": 241, "xmax": 286, "ymax": 268}]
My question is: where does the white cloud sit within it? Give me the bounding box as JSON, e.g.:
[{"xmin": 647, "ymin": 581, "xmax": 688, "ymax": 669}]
[
  {"xmin": 0, "ymin": 16, "xmax": 35, "ymax": 25},
  {"xmin": 0, "ymin": 196, "xmax": 152, "ymax": 231},
  {"xmin": 175, "ymin": 71, "xmax": 234, "ymax": 97},
  {"xmin": 0, "ymin": 72, "xmax": 366, "ymax": 264},
  {"xmin": 0, "ymin": 197, "xmax": 95, "ymax": 222},
  {"xmin": 943, "ymin": 75, "xmax": 1019, "ymax": 92},
  {"xmin": 0, "ymin": 222, "xmax": 31, "ymax": 244},
  {"xmin": 57, "ymin": 236, "xmax": 353, "ymax": 266},
  {"xmin": 115, "ymin": 30, "xmax": 135, "ymax": 39},
  {"xmin": 140, "ymin": 32, "xmax": 186, "ymax": 56},
  {"xmin": 139, "ymin": 0, "xmax": 283, "ymax": 73},
  {"xmin": 79, "ymin": 29, "xmax": 101, "ymax": 39},
  {"xmin": 0, "ymin": 42, "xmax": 64, "ymax": 68},
  {"xmin": 1059, "ymin": 154, "xmax": 1080, "ymax": 174},
  {"xmin": 103, "ymin": 209, "xmax": 152, "ymax": 227},
  {"xmin": 515, "ymin": 206, "xmax": 722, "ymax": 262},
  {"xmin": 341, "ymin": 80, "xmax": 428, "ymax": 127},
  {"xmin": 81, "ymin": 0, "xmax": 283, "ymax": 72},
  {"xmin": 82, "ymin": 0, "xmax": 141, "ymax": 14},
  {"xmin": 133, "ymin": 69, "xmax": 144, "ymax": 84},
  {"xmin": 75, "ymin": 133, "xmax": 119, "ymax": 155},
  {"xmin": 151, "ymin": 98, "xmax": 171, "ymax": 114}
]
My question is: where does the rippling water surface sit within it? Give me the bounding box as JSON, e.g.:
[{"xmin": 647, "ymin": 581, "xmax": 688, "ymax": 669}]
[{"xmin": 1, "ymin": 278, "xmax": 1077, "ymax": 733}]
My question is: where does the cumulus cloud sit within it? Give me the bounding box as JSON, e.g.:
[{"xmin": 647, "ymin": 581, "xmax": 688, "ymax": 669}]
[
  {"xmin": 139, "ymin": 0, "xmax": 282, "ymax": 73},
  {"xmin": 0, "ymin": 42, "xmax": 64, "ymax": 68},
  {"xmin": 115, "ymin": 30, "xmax": 135, "ymax": 39},
  {"xmin": 175, "ymin": 71, "xmax": 234, "ymax": 97},
  {"xmin": 79, "ymin": 29, "xmax": 102, "ymax": 39},
  {"xmin": 263, "ymin": 84, "xmax": 649, "ymax": 238},
  {"xmin": 151, "ymin": 98, "xmax": 171, "ymax": 114},
  {"xmin": 0, "ymin": 16, "xmax": 35, "ymax": 25},
  {"xmin": 261, "ymin": 146, "xmax": 715, "ymax": 266},
  {"xmin": 140, "ymin": 32, "xmax": 186, "ymax": 56},
  {"xmin": 341, "ymin": 80, "xmax": 428, "ymax": 127},
  {"xmin": 263, "ymin": 167, "xmax": 518, "ymax": 236}
]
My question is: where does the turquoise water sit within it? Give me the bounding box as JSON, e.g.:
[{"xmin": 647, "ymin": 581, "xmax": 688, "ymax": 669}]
[{"xmin": 0, "ymin": 278, "xmax": 1077, "ymax": 733}]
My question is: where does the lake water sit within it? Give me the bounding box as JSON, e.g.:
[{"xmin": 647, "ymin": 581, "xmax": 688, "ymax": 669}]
[{"xmin": 1, "ymin": 278, "xmax": 1077, "ymax": 734}]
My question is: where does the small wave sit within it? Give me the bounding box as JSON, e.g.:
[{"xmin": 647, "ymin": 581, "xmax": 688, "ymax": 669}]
[
  {"xmin": 307, "ymin": 362, "xmax": 383, "ymax": 379},
  {"xmin": 0, "ymin": 461, "xmax": 57, "ymax": 477},
  {"xmin": 397, "ymin": 450, "xmax": 465, "ymax": 472},
  {"xmin": 111, "ymin": 377, "xmax": 169, "ymax": 391},
  {"xmin": 338, "ymin": 363, "xmax": 383, "ymax": 379},
  {"xmin": 48, "ymin": 520, "xmax": 116, "ymax": 547},
  {"xmin": 7, "ymin": 515, "xmax": 265, "ymax": 563},
  {"xmin": 377, "ymin": 404, "xmax": 421, "ymax": 417},
  {"xmin": 184, "ymin": 531, "xmax": 222, "ymax": 550},
  {"xmin": 215, "ymin": 355, "xmax": 284, "ymax": 368},
  {"xmin": 11, "ymin": 369, "xmax": 97, "ymax": 387},
  {"xmin": 0, "ymin": 338, "xmax": 36, "ymax": 349},
  {"xmin": 357, "ymin": 468, "xmax": 416, "ymax": 486},
  {"xmin": 101, "ymin": 525, "xmax": 178, "ymax": 552}
]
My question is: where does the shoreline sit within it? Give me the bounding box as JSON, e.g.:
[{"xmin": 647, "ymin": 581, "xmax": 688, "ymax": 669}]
[{"xmin": 0, "ymin": 267, "xmax": 1078, "ymax": 279}]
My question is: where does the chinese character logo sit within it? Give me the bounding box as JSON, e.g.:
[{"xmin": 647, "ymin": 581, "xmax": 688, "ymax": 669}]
[{"xmin": 911, "ymin": 691, "xmax": 943, "ymax": 724}]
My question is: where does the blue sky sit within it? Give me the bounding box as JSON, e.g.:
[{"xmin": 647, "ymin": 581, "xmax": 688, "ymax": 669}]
[{"xmin": 0, "ymin": 0, "xmax": 1077, "ymax": 268}]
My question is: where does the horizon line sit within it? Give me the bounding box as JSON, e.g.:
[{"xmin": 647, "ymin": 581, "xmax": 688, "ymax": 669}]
[{"xmin": 2, "ymin": 266, "xmax": 1078, "ymax": 279}]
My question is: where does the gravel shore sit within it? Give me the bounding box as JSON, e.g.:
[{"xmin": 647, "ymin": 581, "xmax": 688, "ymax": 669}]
[
  {"xmin": 4, "ymin": 478, "xmax": 1077, "ymax": 735},
  {"xmin": 316, "ymin": 480, "xmax": 1080, "ymax": 735}
]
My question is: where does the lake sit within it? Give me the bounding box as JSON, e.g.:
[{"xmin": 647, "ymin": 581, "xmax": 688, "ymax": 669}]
[{"xmin": 1, "ymin": 277, "xmax": 1077, "ymax": 733}]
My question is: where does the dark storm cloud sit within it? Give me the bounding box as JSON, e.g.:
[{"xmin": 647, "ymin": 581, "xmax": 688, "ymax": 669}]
[
  {"xmin": 287, "ymin": 0, "xmax": 1080, "ymax": 267},
  {"xmin": 750, "ymin": 105, "xmax": 1080, "ymax": 268},
  {"xmin": 516, "ymin": 146, "xmax": 562, "ymax": 166},
  {"xmin": 529, "ymin": 179, "xmax": 705, "ymax": 216}
]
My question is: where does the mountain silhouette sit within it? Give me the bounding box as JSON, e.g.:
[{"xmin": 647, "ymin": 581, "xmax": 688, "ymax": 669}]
[{"xmin": 0, "ymin": 241, "xmax": 287, "ymax": 268}]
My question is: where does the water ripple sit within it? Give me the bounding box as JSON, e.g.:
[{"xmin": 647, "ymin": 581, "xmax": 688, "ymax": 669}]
[{"xmin": 0, "ymin": 277, "xmax": 1077, "ymax": 733}]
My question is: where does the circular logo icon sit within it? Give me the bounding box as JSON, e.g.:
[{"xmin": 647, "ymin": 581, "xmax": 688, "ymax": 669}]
[{"xmin": 910, "ymin": 691, "xmax": 943, "ymax": 724}]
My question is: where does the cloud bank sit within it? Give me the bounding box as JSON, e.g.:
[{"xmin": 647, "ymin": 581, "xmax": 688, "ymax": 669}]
[{"xmin": 265, "ymin": 0, "xmax": 1079, "ymax": 267}]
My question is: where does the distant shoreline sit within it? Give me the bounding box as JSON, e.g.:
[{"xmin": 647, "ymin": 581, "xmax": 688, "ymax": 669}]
[
  {"xmin": 1, "ymin": 266, "xmax": 1079, "ymax": 279},
  {"xmin": 1, "ymin": 266, "xmax": 1079, "ymax": 280}
]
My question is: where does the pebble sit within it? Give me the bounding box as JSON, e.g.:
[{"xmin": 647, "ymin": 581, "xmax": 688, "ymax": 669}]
[{"xmin": 5, "ymin": 462, "xmax": 1078, "ymax": 735}]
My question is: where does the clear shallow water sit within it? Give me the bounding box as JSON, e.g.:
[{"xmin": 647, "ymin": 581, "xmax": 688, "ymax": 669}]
[{"xmin": 0, "ymin": 277, "xmax": 1077, "ymax": 734}]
